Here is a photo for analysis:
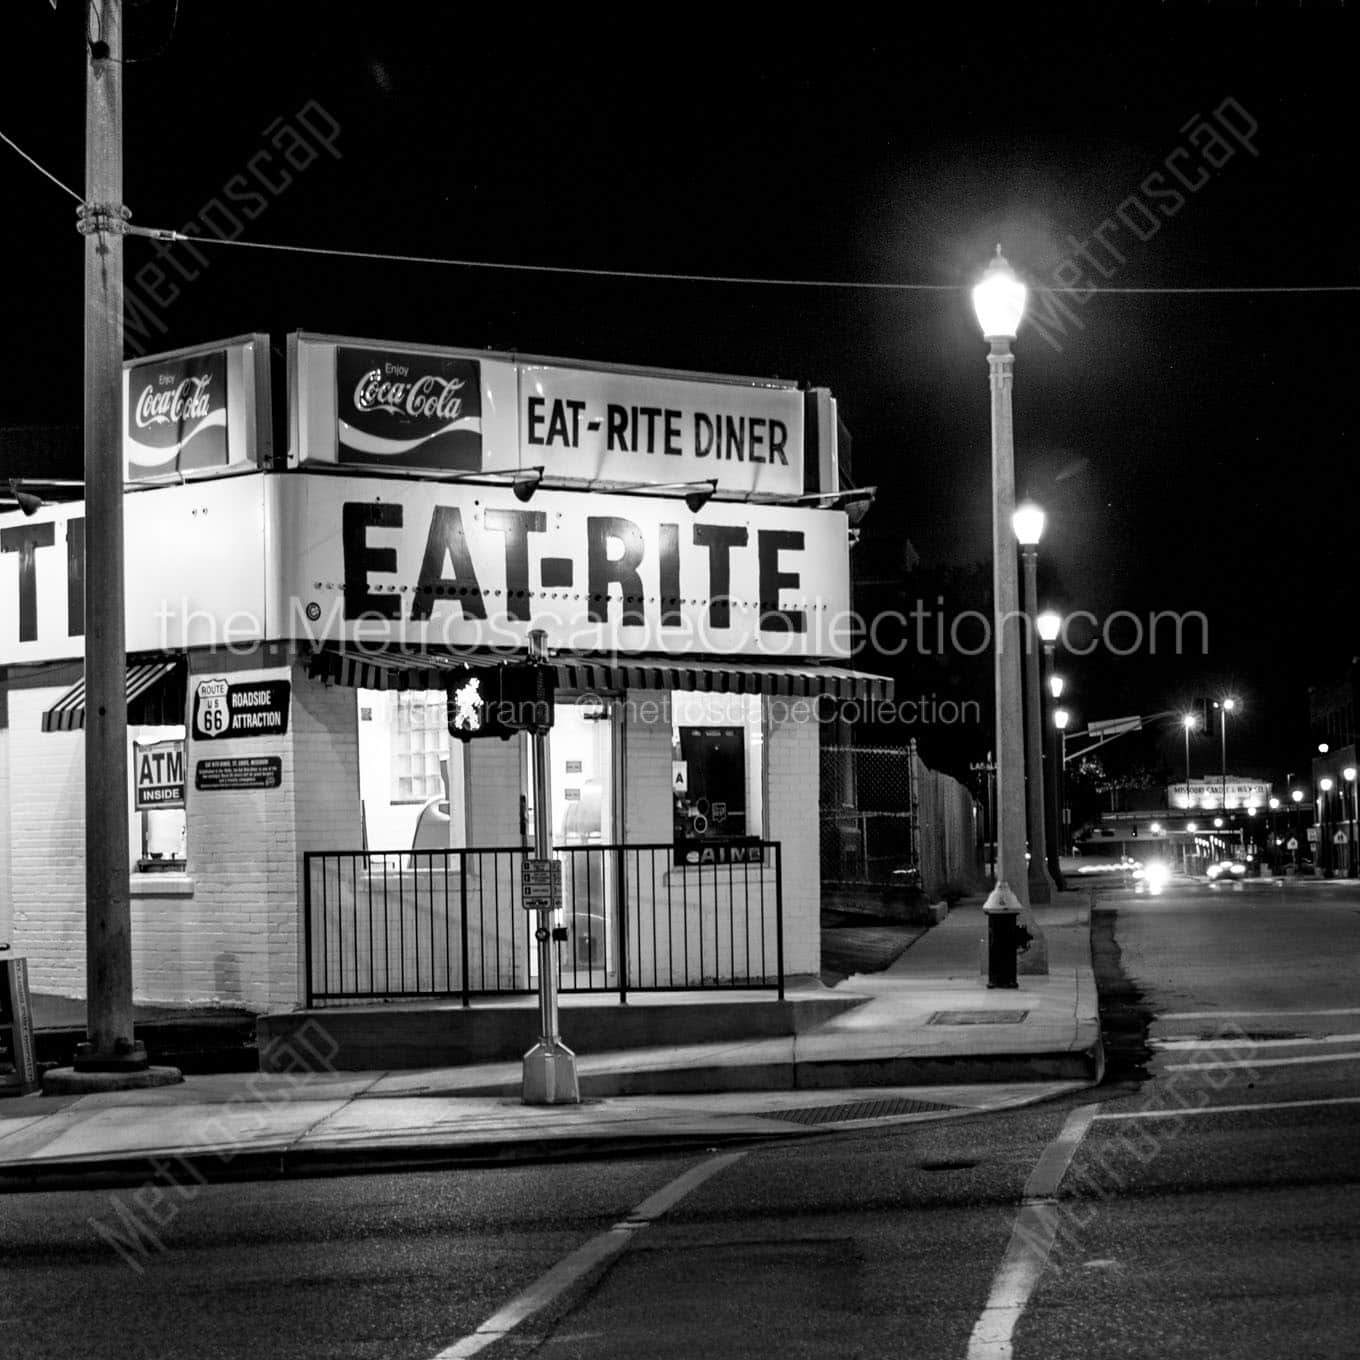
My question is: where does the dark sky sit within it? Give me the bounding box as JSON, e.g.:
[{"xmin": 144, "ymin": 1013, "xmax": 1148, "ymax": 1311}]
[{"xmin": 1, "ymin": 3, "xmax": 1355, "ymax": 782}]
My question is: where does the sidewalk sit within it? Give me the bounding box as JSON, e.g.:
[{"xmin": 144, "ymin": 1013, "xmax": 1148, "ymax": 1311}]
[{"xmin": 0, "ymin": 896, "xmax": 1101, "ymax": 1190}]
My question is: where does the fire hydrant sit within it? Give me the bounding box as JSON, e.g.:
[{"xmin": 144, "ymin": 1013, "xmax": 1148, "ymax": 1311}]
[{"xmin": 983, "ymin": 882, "xmax": 1033, "ymax": 989}]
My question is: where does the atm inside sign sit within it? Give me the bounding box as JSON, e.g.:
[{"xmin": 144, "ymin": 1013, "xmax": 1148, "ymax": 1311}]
[{"xmin": 134, "ymin": 739, "xmax": 186, "ymax": 809}]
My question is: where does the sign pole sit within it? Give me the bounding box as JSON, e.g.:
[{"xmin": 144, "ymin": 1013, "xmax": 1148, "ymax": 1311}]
[{"xmin": 521, "ymin": 630, "xmax": 579, "ymax": 1105}]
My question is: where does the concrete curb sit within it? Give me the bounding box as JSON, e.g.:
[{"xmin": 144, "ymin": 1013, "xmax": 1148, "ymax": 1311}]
[{"xmin": 0, "ymin": 1124, "xmax": 823, "ymax": 1194}]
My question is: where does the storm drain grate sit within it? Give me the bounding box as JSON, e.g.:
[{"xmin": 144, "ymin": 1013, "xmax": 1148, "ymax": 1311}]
[
  {"xmin": 927, "ymin": 1009, "xmax": 1030, "ymax": 1025},
  {"xmin": 773, "ymin": 1096, "xmax": 958, "ymax": 1125}
]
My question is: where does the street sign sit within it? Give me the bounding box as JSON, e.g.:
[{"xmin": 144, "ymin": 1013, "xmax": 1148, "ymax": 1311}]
[
  {"xmin": 1287, "ymin": 837, "xmax": 1299, "ymax": 850},
  {"xmin": 521, "ymin": 858, "xmax": 563, "ymax": 912},
  {"xmin": 1334, "ymin": 830, "xmax": 1349, "ymax": 845},
  {"xmin": 1088, "ymin": 715, "xmax": 1142, "ymax": 737}
]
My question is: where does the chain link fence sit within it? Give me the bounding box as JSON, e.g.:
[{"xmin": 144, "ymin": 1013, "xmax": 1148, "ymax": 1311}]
[{"xmin": 820, "ymin": 739, "xmax": 982, "ymax": 899}]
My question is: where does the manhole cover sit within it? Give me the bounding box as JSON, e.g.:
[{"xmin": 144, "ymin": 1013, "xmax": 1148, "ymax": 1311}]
[
  {"xmin": 773, "ymin": 1096, "xmax": 958, "ymax": 1125},
  {"xmin": 927, "ymin": 1009, "xmax": 1030, "ymax": 1025}
]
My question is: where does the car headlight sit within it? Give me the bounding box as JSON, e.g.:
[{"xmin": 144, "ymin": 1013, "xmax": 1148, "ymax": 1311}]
[
  {"xmin": 1230, "ymin": 862, "xmax": 1246, "ymax": 876},
  {"xmin": 1143, "ymin": 863, "xmax": 1170, "ymax": 890},
  {"xmin": 1206, "ymin": 863, "xmax": 1223, "ymax": 878}
]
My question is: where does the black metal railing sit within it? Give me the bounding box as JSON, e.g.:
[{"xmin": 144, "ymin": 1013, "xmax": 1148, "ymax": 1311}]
[{"xmin": 303, "ymin": 842, "xmax": 784, "ymax": 1006}]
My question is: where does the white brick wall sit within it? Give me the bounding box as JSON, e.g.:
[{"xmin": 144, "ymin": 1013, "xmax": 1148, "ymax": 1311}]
[
  {"xmin": 765, "ymin": 701, "xmax": 821, "ymax": 976},
  {"xmin": 7, "ymin": 676, "xmax": 89, "ymax": 999},
  {"xmin": 0, "ymin": 685, "xmax": 11, "ymax": 948},
  {"xmin": 4, "ymin": 654, "xmax": 363, "ymax": 1012}
]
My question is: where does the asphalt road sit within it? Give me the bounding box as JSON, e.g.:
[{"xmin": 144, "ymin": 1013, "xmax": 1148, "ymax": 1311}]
[{"xmin": 1, "ymin": 877, "xmax": 1356, "ymax": 1360}]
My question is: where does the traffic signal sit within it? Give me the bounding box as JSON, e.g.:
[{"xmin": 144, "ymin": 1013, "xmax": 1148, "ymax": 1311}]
[{"xmin": 446, "ymin": 663, "xmax": 556, "ymax": 741}]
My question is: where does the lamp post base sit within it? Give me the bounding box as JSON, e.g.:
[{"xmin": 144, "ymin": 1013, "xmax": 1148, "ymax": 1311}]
[
  {"xmin": 522, "ymin": 1039, "xmax": 580, "ymax": 1105},
  {"xmin": 1027, "ymin": 862, "xmax": 1056, "ymax": 905}
]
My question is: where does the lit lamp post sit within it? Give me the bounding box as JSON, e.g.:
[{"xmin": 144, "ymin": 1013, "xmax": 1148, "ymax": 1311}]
[
  {"xmin": 1013, "ymin": 503, "xmax": 1054, "ymax": 904},
  {"xmin": 1291, "ymin": 787, "xmax": 1304, "ymax": 870},
  {"xmin": 1054, "ymin": 707, "xmax": 1070, "ymax": 857},
  {"xmin": 1345, "ymin": 767, "xmax": 1357, "ymax": 876},
  {"xmin": 1319, "ymin": 776, "xmax": 1334, "ymax": 877},
  {"xmin": 1214, "ymin": 697, "xmax": 1238, "ymax": 811},
  {"xmin": 1037, "ymin": 609, "xmax": 1064, "ymax": 888},
  {"xmin": 972, "ymin": 247, "xmax": 1047, "ymax": 980},
  {"xmin": 1182, "ymin": 713, "xmax": 1198, "ymax": 810},
  {"xmin": 1268, "ymin": 796, "xmax": 1280, "ymax": 872}
]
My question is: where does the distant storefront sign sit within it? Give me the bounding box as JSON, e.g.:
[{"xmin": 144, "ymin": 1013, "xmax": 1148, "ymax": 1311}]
[
  {"xmin": 192, "ymin": 679, "xmax": 291, "ymax": 740},
  {"xmin": 123, "ymin": 335, "xmax": 271, "ymax": 483},
  {"xmin": 133, "ymin": 738, "xmax": 186, "ymax": 810},
  {"xmin": 195, "ymin": 757, "xmax": 283, "ymax": 791},
  {"xmin": 1167, "ymin": 779, "xmax": 1273, "ymax": 810}
]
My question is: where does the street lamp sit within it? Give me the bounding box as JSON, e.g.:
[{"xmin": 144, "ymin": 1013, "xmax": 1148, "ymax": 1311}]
[
  {"xmin": 1345, "ymin": 767, "xmax": 1357, "ymax": 876},
  {"xmin": 1013, "ymin": 502, "xmax": 1054, "ymax": 904},
  {"xmin": 973, "ymin": 246, "xmax": 1046, "ymax": 979},
  {"xmin": 1054, "ymin": 707, "xmax": 1070, "ymax": 857},
  {"xmin": 1182, "ymin": 713, "xmax": 1198, "ymax": 809},
  {"xmin": 1036, "ymin": 609, "xmax": 1064, "ymax": 888},
  {"xmin": 1320, "ymin": 776, "xmax": 1334, "ymax": 877},
  {"xmin": 1214, "ymin": 697, "xmax": 1238, "ymax": 810}
]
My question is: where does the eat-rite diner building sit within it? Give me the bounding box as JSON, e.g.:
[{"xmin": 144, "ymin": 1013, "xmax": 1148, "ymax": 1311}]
[{"xmin": 0, "ymin": 333, "xmax": 888, "ymax": 1011}]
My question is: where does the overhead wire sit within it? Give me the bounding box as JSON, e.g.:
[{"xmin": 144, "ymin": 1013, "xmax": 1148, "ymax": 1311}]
[{"xmin": 3, "ymin": 121, "xmax": 1360, "ymax": 295}]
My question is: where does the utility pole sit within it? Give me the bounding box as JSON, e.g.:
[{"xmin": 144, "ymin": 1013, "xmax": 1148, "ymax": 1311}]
[{"xmin": 46, "ymin": 0, "xmax": 179, "ymax": 1090}]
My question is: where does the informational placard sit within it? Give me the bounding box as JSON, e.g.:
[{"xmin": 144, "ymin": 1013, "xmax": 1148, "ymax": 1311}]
[
  {"xmin": 522, "ymin": 857, "xmax": 563, "ymax": 912},
  {"xmin": 192, "ymin": 678, "xmax": 291, "ymax": 740},
  {"xmin": 195, "ymin": 756, "xmax": 283, "ymax": 791},
  {"xmin": 133, "ymin": 738, "xmax": 186, "ymax": 810}
]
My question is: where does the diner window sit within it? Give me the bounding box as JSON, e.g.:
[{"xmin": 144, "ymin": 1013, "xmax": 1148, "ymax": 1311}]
[
  {"xmin": 671, "ymin": 692, "xmax": 765, "ymax": 863},
  {"xmin": 358, "ymin": 689, "xmax": 466, "ymax": 852},
  {"xmin": 130, "ymin": 725, "xmax": 187, "ymax": 872}
]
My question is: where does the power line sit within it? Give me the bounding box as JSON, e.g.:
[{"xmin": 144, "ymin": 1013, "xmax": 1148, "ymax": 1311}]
[
  {"xmin": 5, "ymin": 123, "xmax": 1360, "ymax": 296},
  {"xmin": 0, "ymin": 128, "xmax": 83, "ymax": 204}
]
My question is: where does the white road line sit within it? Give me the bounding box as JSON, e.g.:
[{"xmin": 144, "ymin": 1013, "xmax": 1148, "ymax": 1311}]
[
  {"xmin": 1158, "ymin": 1008, "xmax": 1360, "ymax": 1020},
  {"xmin": 1164, "ymin": 1052, "xmax": 1360, "ymax": 1072},
  {"xmin": 1151, "ymin": 1034, "xmax": 1360, "ymax": 1050},
  {"xmin": 1094, "ymin": 1095, "xmax": 1360, "ymax": 1121},
  {"xmin": 431, "ymin": 1150, "xmax": 747, "ymax": 1359},
  {"xmin": 967, "ymin": 1103, "xmax": 1100, "ymax": 1360}
]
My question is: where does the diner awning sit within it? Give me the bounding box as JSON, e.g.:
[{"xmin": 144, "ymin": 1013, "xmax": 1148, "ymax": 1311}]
[
  {"xmin": 307, "ymin": 645, "xmax": 893, "ymax": 702},
  {"xmin": 41, "ymin": 660, "xmax": 184, "ymax": 732}
]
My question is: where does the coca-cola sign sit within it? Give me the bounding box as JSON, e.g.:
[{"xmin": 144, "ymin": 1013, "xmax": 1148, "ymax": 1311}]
[
  {"xmin": 125, "ymin": 350, "xmax": 229, "ymax": 478},
  {"xmin": 337, "ymin": 345, "xmax": 482, "ymax": 470}
]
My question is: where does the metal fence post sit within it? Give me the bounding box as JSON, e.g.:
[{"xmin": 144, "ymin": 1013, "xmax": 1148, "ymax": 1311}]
[
  {"xmin": 459, "ymin": 851, "xmax": 470, "ymax": 1009},
  {"xmin": 302, "ymin": 852, "xmax": 314, "ymax": 1008},
  {"xmin": 775, "ymin": 843, "xmax": 785, "ymax": 1002},
  {"xmin": 616, "ymin": 844, "xmax": 630, "ymax": 1005}
]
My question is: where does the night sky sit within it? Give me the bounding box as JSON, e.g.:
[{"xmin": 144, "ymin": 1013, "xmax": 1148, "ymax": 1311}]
[{"xmin": 1, "ymin": 4, "xmax": 1355, "ymax": 785}]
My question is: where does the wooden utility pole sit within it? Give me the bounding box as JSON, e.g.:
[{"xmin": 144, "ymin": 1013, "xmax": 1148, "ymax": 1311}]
[{"xmin": 73, "ymin": 0, "xmax": 139, "ymax": 1070}]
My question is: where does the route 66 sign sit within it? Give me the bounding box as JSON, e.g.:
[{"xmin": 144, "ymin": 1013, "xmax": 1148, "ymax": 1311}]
[{"xmin": 193, "ymin": 678, "xmax": 231, "ymax": 739}]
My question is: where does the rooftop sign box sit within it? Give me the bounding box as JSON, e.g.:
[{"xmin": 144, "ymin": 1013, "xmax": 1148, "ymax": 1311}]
[
  {"xmin": 288, "ymin": 333, "xmax": 807, "ymax": 498},
  {"xmin": 123, "ymin": 334, "xmax": 272, "ymax": 485}
]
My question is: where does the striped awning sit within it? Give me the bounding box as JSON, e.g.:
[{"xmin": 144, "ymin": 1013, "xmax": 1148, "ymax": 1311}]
[
  {"xmin": 307, "ymin": 645, "xmax": 892, "ymax": 703},
  {"xmin": 41, "ymin": 661, "xmax": 183, "ymax": 732}
]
